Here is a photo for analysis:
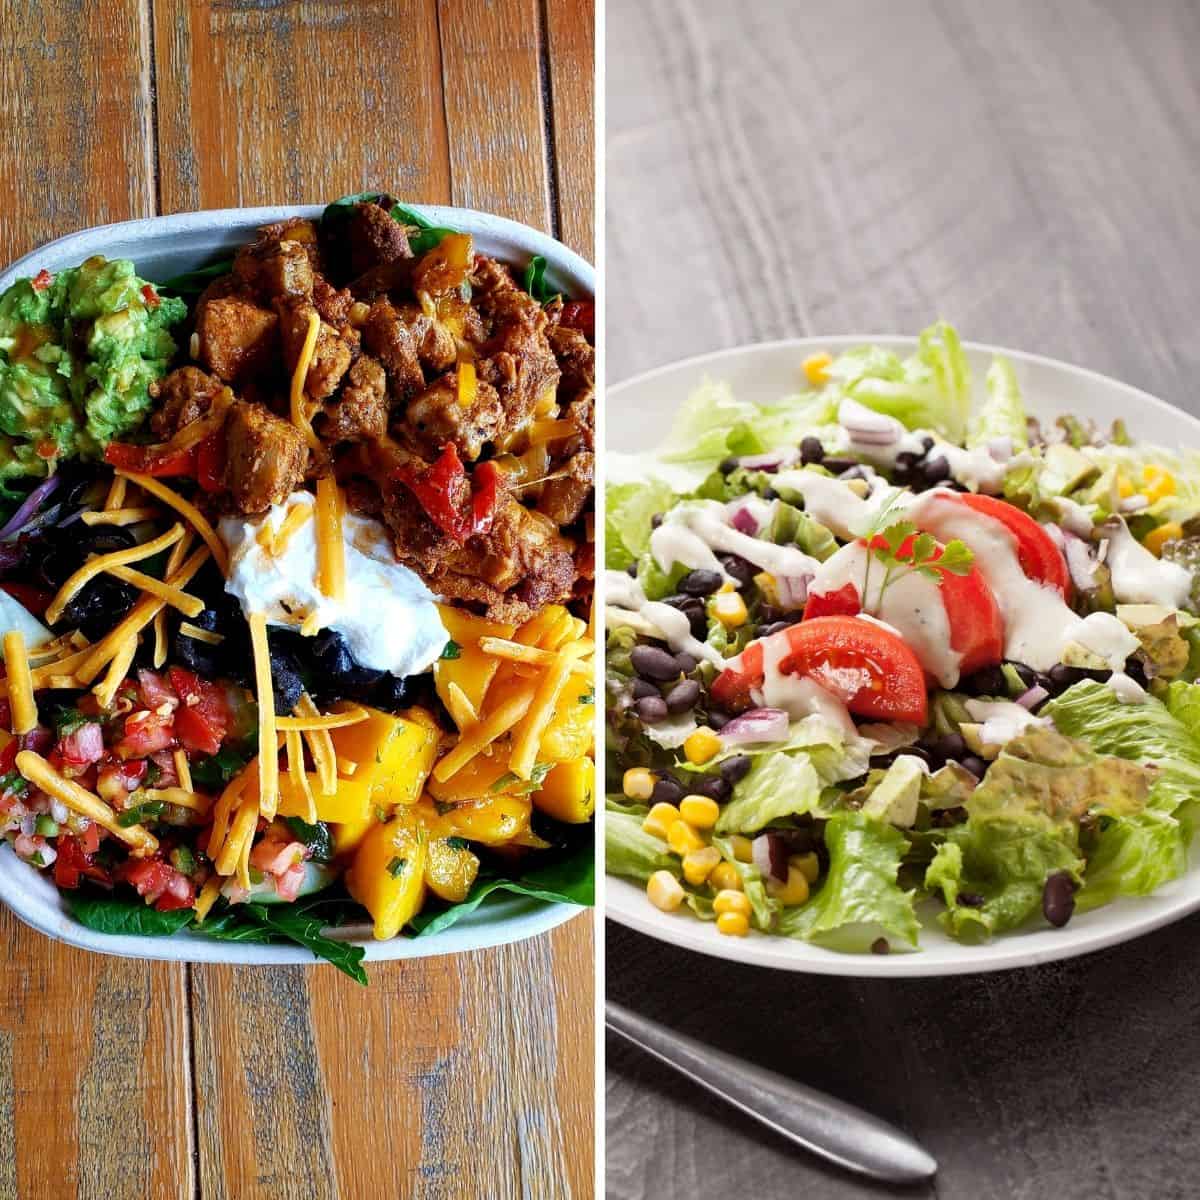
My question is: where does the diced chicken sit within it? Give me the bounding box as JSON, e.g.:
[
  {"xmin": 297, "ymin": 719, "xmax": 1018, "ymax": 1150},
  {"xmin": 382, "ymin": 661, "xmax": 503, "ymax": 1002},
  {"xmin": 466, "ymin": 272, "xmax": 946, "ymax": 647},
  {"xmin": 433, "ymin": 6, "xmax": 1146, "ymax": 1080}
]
[
  {"xmin": 232, "ymin": 218, "xmax": 321, "ymax": 299},
  {"xmin": 319, "ymin": 355, "xmax": 388, "ymax": 443},
  {"xmin": 404, "ymin": 369, "xmax": 504, "ymax": 461},
  {"xmin": 347, "ymin": 202, "xmax": 412, "ymax": 276},
  {"xmin": 362, "ymin": 298, "xmax": 425, "ymax": 402},
  {"xmin": 222, "ymin": 400, "xmax": 307, "ymax": 514},
  {"xmin": 149, "ymin": 367, "xmax": 227, "ymax": 438},
  {"xmin": 275, "ymin": 297, "xmax": 355, "ymax": 401},
  {"xmin": 539, "ymin": 449, "xmax": 594, "ymax": 526},
  {"xmin": 196, "ymin": 297, "xmax": 279, "ymax": 384}
]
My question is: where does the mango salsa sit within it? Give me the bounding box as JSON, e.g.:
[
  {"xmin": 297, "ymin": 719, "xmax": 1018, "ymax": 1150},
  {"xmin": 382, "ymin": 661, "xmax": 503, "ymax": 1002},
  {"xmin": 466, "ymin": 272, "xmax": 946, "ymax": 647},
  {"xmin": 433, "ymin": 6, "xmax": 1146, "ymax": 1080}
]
[
  {"xmin": 441, "ymin": 794, "xmax": 533, "ymax": 846},
  {"xmin": 538, "ymin": 673, "xmax": 595, "ymax": 761},
  {"xmin": 426, "ymin": 752, "xmax": 521, "ymax": 805},
  {"xmin": 345, "ymin": 810, "xmax": 428, "ymax": 940},
  {"xmin": 534, "ymin": 758, "xmax": 595, "ymax": 824},
  {"xmin": 330, "ymin": 704, "xmax": 439, "ymax": 808},
  {"xmin": 434, "ymin": 605, "xmax": 514, "ymax": 720},
  {"xmin": 424, "ymin": 837, "xmax": 480, "ymax": 902}
]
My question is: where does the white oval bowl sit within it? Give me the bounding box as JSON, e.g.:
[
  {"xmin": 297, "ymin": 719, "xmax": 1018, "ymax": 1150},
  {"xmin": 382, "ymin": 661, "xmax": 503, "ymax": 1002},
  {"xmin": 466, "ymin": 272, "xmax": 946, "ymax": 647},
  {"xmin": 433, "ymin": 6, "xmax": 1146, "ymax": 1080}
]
[
  {"xmin": 0, "ymin": 204, "xmax": 593, "ymax": 967},
  {"xmin": 608, "ymin": 337, "xmax": 1200, "ymax": 976}
]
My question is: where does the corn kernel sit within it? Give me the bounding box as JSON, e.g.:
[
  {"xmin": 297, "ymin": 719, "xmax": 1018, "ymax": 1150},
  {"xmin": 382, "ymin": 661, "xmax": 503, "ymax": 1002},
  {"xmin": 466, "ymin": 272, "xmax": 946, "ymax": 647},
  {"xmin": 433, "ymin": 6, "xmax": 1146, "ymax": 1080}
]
[
  {"xmin": 679, "ymin": 794, "xmax": 720, "ymax": 829},
  {"xmin": 717, "ymin": 910, "xmax": 750, "ymax": 936},
  {"xmin": 713, "ymin": 888, "xmax": 751, "ymax": 916},
  {"xmin": 710, "ymin": 861, "xmax": 742, "ymax": 891},
  {"xmin": 684, "ymin": 727, "xmax": 722, "ymax": 765},
  {"xmin": 1144, "ymin": 521, "xmax": 1184, "ymax": 557},
  {"xmin": 1141, "ymin": 465, "xmax": 1176, "ymax": 504},
  {"xmin": 767, "ymin": 864, "xmax": 811, "ymax": 906},
  {"xmin": 712, "ymin": 591, "xmax": 748, "ymax": 630},
  {"xmin": 790, "ymin": 851, "xmax": 820, "ymax": 884},
  {"xmin": 667, "ymin": 818, "xmax": 706, "ymax": 856},
  {"xmin": 646, "ymin": 870, "xmax": 685, "ymax": 913},
  {"xmin": 729, "ymin": 834, "xmax": 754, "ymax": 863},
  {"xmin": 682, "ymin": 846, "xmax": 722, "ymax": 886},
  {"xmin": 642, "ymin": 802, "xmax": 680, "ymax": 840},
  {"xmin": 623, "ymin": 767, "xmax": 656, "ymax": 801},
  {"xmin": 754, "ymin": 572, "xmax": 779, "ymax": 605},
  {"xmin": 802, "ymin": 351, "xmax": 833, "ymax": 386},
  {"xmin": 1116, "ymin": 473, "xmax": 1134, "ymax": 499}
]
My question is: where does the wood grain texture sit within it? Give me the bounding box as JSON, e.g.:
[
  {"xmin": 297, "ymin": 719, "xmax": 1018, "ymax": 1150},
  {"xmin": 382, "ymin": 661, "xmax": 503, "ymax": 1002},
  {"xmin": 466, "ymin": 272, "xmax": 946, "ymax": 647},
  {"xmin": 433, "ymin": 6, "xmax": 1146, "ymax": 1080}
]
[
  {"xmin": 545, "ymin": 0, "xmax": 596, "ymax": 257},
  {"xmin": 606, "ymin": 1, "xmax": 1200, "ymax": 1196}
]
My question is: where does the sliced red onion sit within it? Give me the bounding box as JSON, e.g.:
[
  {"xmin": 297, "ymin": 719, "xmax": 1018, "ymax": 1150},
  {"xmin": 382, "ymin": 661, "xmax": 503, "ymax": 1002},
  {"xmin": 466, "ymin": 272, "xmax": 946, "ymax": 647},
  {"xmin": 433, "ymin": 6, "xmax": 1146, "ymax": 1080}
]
[
  {"xmin": 730, "ymin": 506, "xmax": 759, "ymax": 535},
  {"xmin": 838, "ymin": 398, "xmax": 903, "ymax": 446},
  {"xmin": 737, "ymin": 449, "xmax": 795, "ymax": 472},
  {"xmin": 1016, "ymin": 684, "xmax": 1049, "ymax": 710},
  {"xmin": 0, "ymin": 473, "xmax": 60, "ymax": 540},
  {"xmin": 1063, "ymin": 533, "xmax": 1099, "ymax": 592},
  {"xmin": 719, "ymin": 707, "xmax": 789, "ymax": 745},
  {"xmin": 751, "ymin": 834, "xmax": 790, "ymax": 881},
  {"xmin": 774, "ymin": 573, "xmax": 811, "ymax": 610},
  {"xmin": 1042, "ymin": 521, "xmax": 1066, "ymax": 550},
  {"xmin": 751, "ymin": 834, "xmax": 772, "ymax": 877}
]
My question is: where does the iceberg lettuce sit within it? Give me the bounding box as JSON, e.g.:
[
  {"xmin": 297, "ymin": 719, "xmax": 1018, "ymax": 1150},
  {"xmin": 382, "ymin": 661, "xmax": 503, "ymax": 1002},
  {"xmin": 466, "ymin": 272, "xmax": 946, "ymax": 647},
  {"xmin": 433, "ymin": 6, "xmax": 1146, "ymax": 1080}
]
[{"xmin": 968, "ymin": 355, "xmax": 1028, "ymax": 451}]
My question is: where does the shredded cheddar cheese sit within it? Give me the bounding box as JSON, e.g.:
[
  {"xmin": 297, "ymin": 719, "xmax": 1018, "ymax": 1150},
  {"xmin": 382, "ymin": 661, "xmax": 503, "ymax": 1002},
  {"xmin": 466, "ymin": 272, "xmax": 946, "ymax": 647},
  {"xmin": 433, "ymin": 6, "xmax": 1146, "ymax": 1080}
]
[
  {"xmin": 4, "ymin": 632, "xmax": 36, "ymax": 735},
  {"xmin": 113, "ymin": 472, "xmax": 229, "ymax": 575},
  {"xmin": 299, "ymin": 610, "xmax": 322, "ymax": 637},
  {"xmin": 314, "ymin": 475, "xmax": 345, "ymax": 601},
  {"xmin": 248, "ymin": 612, "xmax": 279, "ymax": 821},
  {"xmin": 510, "ymin": 644, "xmax": 585, "ymax": 780},
  {"xmin": 45, "ymin": 521, "xmax": 185, "ymax": 625},
  {"xmin": 104, "ymin": 473, "xmax": 127, "ymax": 511},
  {"xmin": 193, "ymin": 876, "xmax": 223, "ymax": 923},
  {"xmin": 275, "ymin": 707, "xmax": 368, "ymax": 732},
  {"xmin": 216, "ymin": 793, "xmax": 259, "ymax": 878},
  {"xmin": 335, "ymin": 756, "xmax": 358, "ymax": 777},
  {"xmin": 173, "ymin": 748, "xmax": 193, "ymax": 794},
  {"xmin": 272, "ymin": 502, "xmax": 312, "ymax": 555},
  {"xmin": 208, "ymin": 759, "xmax": 256, "ymax": 860},
  {"xmin": 432, "ymin": 680, "xmax": 539, "ymax": 782},
  {"xmin": 290, "ymin": 310, "xmax": 323, "ymax": 451},
  {"xmin": 294, "ymin": 693, "xmax": 337, "ymax": 796},
  {"xmin": 478, "ymin": 636, "xmax": 593, "ymax": 674},
  {"xmin": 92, "ymin": 631, "xmax": 138, "ymax": 710},
  {"xmin": 140, "ymin": 787, "xmax": 212, "ymax": 814},
  {"xmin": 444, "ymin": 681, "xmax": 478, "ymax": 729},
  {"xmin": 178, "ymin": 622, "xmax": 224, "ymax": 645},
  {"xmin": 81, "ymin": 506, "xmax": 161, "ymax": 526},
  {"xmin": 104, "ymin": 565, "xmax": 205, "ymax": 617}
]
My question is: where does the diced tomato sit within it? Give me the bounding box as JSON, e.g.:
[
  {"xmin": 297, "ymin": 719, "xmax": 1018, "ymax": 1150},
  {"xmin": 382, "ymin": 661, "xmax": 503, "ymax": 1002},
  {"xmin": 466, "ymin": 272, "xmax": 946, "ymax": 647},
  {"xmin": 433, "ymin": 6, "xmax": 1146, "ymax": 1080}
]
[
  {"xmin": 195, "ymin": 430, "xmax": 226, "ymax": 494},
  {"xmin": 250, "ymin": 836, "xmax": 306, "ymax": 877},
  {"xmin": 275, "ymin": 862, "xmax": 307, "ymax": 903},
  {"xmin": 141, "ymin": 283, "xmax": 161, "ymax": 309},
  {"xmin": 168, "ymin": 666, "xmax": 230, "ymax": 756},
  {"xmin": 803, "ymin": 535, "xmax": 1004, "ymax": 681},
  {"xmin": 137, "ymin": 669, "xmax": 179, "ymax": 712},
  {"xmin": 31, "ymin": 269, "xmax": 52, "ymax": 293},
  {"xmin": 149, "ymin": 748, "xmax": 179, "ymax": 788},
  {"xmin": 78, "ymin": 821, "xmax": 101, "ymax": 855},
  {"xmin": 118, "ymin": 760, "xmax": 149, "ymax": 790},
  {"xmin": 114, "ymin": 710, "xmax": 175, "ymax": 760},
  {"xmin": 949, "ymin": 493, "xmax": 1071, "ymax": 599},
  {"xmin": 154, "ymin": 872, "xmax": 196, "ymax": 912},
  {"xmin": 711, "ymin": 615, "xmax": 929, "ymax": 725},
  {"xmin": 0, "ymin": 583, "xmax": 53, "ymax": 618},
  {"xmin": 57, "ymin": 721, "xmax": 105, "ymax": 769},
  {"xmin": 120, "ymin": 856, "xmax": 194, "ymax": 910},
  {"xmin": 54, "ymin": 833, "xmax": 110, "ymax": 890},
  {"xmin": 560, "ymin": 300, "xmax": 594, "ymax": 342},
  {"xmin": 104, "ymin": 441, "xmax": 198, "ymax": 478}
]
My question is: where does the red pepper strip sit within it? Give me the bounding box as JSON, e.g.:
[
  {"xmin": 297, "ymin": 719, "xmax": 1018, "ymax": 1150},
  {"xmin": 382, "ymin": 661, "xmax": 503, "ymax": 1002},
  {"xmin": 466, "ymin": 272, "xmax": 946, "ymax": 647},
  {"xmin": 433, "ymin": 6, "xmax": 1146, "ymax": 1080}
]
[
  {"xmin": 560, "ymin": 299, "xmax": 594, "ymax": 342},
  {"xmin": 141, "ymin": 283, "xmax": 161, "ymax": 309},
  {"xmin": 471, "ymin": 461, "xmax": 501, "ymax": 535},
  {"xmin": 195, "ymin": 430, "xmax": 226, "ymax": 493},
  {"xmin": 394, "ymin": 444, "xmax": 470, "ymax": 542},
  {"xmin": 104, "ymin": 441, "xmax": 199, "ymax": 478},
  {"xmin": 31, "ymin": 269, "xmax": 52, "ymax": 293}
]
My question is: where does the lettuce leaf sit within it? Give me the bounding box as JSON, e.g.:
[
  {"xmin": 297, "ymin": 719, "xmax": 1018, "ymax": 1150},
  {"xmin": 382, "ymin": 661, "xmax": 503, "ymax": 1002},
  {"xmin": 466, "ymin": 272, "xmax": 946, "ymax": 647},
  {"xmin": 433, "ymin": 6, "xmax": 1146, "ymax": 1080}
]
[
  {"xmin": 1077, "ymin": 811, "xmax": 1187, "ymax": 911},
  {"xmin": 606, "ymin": 812, "xmax": 674, "ymax": 882},
  {"xmin": 714, "ymin": 752, "xmax": 830, "ymax": 835},
  {"xmin": 777, "ymin": 812, "xmax": 919, "ymax": 952},
  {"xmin": 606, "ymin": 479, "xmax": 678, "ymax": 570},
  {"xmin": 968, "ymin": 355, "xmax": 1028, "ymax": 451}
]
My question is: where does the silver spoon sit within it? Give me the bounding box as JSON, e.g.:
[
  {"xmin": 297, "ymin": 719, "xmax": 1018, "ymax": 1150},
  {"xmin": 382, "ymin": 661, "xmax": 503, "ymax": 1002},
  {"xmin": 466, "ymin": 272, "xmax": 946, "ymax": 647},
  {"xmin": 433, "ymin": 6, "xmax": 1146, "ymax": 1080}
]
[{"xmin": 607, "ymin": 1001, "xmax": 937, "ymax": 1185}]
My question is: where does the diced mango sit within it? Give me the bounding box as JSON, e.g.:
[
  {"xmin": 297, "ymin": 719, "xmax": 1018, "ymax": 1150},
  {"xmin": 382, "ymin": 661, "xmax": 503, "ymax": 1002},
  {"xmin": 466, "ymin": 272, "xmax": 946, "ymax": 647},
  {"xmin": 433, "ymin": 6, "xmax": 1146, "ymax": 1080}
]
[
  {"xmin": 533, "ymin": 758, "xmax": 595, "ymax": 824},
  {"xmin": 434, "ymin": 605, "xmax": 514, "ymax": 720},
  {"xmin": 424, "ymin": 836, "xmax": 481, "ymax": 902},
  {"xmin": 329, "ymin": 704, "xmax": 440, "ymax": 809},
  {"xmin": 427, "ymin": 752, "xmax": 520, "ymax": 805},
  {"xmin": 332, "ymin": 809, "xmax": 378, "ymax": 858},
  {"xmin": 277, "ymin": 771, "xmax": 372, "ymax": 826},
  {"xmin": 538, "ymin": 672, "xmax": 595, "ymax": 761},
  {"xmin": 345, "ymin": 809, "xmax": 428, "ymax": 940},
  {"xmin": 440, "ymin": 794, "xmax": 533, "ymax": 846},
  {"xmin": 516, "ymin": 604, "xmax": 570, "ymax": 649}
]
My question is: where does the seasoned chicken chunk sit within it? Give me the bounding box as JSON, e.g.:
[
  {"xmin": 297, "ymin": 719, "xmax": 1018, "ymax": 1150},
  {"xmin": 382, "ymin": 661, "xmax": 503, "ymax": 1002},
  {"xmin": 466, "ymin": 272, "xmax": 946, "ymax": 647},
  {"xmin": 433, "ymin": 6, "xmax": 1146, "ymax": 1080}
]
[{"xmin": 222, "ymin": 400, "xmax": 307, "ymax": 514}]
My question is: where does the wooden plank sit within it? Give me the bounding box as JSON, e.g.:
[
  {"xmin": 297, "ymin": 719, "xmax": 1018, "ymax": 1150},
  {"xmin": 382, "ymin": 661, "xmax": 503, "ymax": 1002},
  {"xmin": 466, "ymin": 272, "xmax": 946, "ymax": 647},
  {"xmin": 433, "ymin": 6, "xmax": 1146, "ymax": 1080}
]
[
  {"xmin": 0, "ymin": 0, "xmax": 155, "ymax": 255},
  {"xmin": 153, "ymin": 0, "xmax": 451, "ymax": 211},
  {"xmin": 437, "ymin": 0, "xmax": 553, "ymax": 232},
  {"xmin": 0, "ymin": 912, "xmax": 193, "ymax": 1200},
  {"xmin": 545, "ymin": 0, "xmax": 596, "ymax": 257}
]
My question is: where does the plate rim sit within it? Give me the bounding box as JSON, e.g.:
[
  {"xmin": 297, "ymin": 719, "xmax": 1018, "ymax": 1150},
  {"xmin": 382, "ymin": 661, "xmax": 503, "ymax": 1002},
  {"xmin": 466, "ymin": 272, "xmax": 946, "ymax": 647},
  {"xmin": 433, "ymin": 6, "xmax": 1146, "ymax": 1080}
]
[
  {"xmin": 606, "ymin": 334, "xmax": 1200, "ymax": 976},
  {"xmin": 0, "ymin": 203, "xmax": 594, "ymax": 966}
]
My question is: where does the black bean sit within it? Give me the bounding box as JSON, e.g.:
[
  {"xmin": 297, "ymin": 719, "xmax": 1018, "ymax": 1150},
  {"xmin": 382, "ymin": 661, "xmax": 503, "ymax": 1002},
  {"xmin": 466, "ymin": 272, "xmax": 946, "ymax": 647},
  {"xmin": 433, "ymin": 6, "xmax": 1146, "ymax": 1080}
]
[
  {"xmin": 759, "ymin": 619, "xmax": 798, "ymax": 638},
  {"xmin": 762, "ymin": 488, "xmax": 780, "ymax": 501},
  {"xmin": 651, "ymin": 512, "xmax": 664, "ymax": 529},
  {"xmin": 961, "ymin": 755, "xmax": 987, "ymax": 780},
  {"xmin": 692, "ymin": 776, "xmax": 731, "ymax": 802},
  {"xmin": 871, "ymin": 938, "xmax": 890, "ymax": 955},
  {"xmin": 821, "ymin": 458, "xmax": 856, "ymax": 474},
  {"xmin": 706, "ymin": 709, "xmax": 730, "ymax": 730},
  {"xmin": 719, "ymin": 456, "xmax": 739, "ymax": 475},
  {"xmin": 309, "ymin": 629, "xmax": 384, "ymax": 702},
  {"xmin": 799, "ymin": 436, "xmax": 825, "ymax": 465},
  {"xmin": 665, "ymin": 679, "xmax": 702, "ymax": 714},
  {"xmin": 1042, "ymin": 871, "xmax": 1077, "ymax": 928},
  {"xmin": 62, "ymin": 576, "xmax": 138, "ymax": 640},
  {"xmin": 1124, "ymin": 658, "xmax": 1148, "ymax": 686},
  {"xmin": 922, "ymin": 455, "xmax": 951, "ymax": 484},
  {"xmin": 679, "ymin": 569, "xmax": 722, "ymax": 597},
  {"xmin": 895, "ymin": 450, "xmax": 921, "ymax": 470},
  {"xmin": 757, "ymin": 604, "xmax": 784, "ymax": 625},
  {"xmin": 630, "ymin": 679, "xmax": 658, "ymax": 700},
  {"xmin": 663, "ymin": 595, "xmax": 707, "ymax": 639},
  {"xmin": 719, "ymin": 554, "xmax": 756, "ymax": 586},
  {"xmin": 372, "ymin": 673, "xmax": 417, "ymax": 712},
  {"xmin": 1047, "ymin": 663, "xmax": 1083, "ymax": 692},
  {"xmin": 957, "ymin": 891, "xmax": 985, "ymax": 908},
  {"xmin": 932, "ymin": 732, "xmax": 966, "ymax": 762},
  {"xmin": 625, "ymin": 563, "xmax": 637, "ymax": 577},
  {"xmin": 650, "ymin": 776, "xmax": 684, "ymax": 805},
  {"xmin": 719, "ymin": 754, "xmax": 753, "ymax": 785},
  {"xmin": 634, "ymin": 696, "xmax": 669, "ymax": 723},
  {"xmin": 675, "ymin": 653, "xmax": 698, "ymax": 675},
  {"xmin": 267, "ymin": 643, "xmax": 305, "ymax": 713},
  {"xmin": 963, "ymin": 665, "xmax": 1006, "ymax": 696},
  {"xmin": 630, "ymin": 644, "xmax": 681, "ymax": 681},
  {"xmin": 921, "ymin": 436, "xmax": 935, "ymax": 453}
]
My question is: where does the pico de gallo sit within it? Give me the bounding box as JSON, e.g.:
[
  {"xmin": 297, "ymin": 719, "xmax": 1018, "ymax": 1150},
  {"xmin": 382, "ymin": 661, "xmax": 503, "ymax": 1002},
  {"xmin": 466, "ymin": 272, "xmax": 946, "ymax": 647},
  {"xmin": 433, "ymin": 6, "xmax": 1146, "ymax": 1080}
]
[{"xmin": 607, "ymin": 322, "xmax": 1200, "ymax": 951}]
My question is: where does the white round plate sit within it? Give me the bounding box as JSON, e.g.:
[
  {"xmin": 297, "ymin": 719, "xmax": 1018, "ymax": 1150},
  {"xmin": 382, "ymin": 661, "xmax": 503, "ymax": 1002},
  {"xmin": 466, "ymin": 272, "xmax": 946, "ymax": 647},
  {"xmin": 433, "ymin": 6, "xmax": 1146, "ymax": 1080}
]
[
  {"xmin": 0, "ymin": 204, "xmax": 593, "ymax": 967},
  {"xmin": 607, "ymin": 337, "xmax": 1200, "ymax": 976}
]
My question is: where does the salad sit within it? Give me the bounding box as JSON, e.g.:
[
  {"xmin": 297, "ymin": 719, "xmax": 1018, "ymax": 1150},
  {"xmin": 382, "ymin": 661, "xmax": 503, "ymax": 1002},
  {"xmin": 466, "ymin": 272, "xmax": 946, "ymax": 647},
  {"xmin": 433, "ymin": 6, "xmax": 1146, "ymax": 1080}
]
[
  {"xmin": 606, "ymin": 322, "xmax": 1200, "ymax": 953},
  {"xmin": 0, "ymin": 194, "xmax": 595, "ymax": 982}
]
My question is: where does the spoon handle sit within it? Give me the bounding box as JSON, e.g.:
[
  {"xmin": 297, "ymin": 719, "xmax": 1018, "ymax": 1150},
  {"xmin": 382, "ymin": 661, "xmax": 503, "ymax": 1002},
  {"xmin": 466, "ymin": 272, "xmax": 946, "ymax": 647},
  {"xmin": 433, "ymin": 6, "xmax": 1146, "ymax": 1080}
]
[{"xmin": 606, "ymin": 1001, "xmax": 937, "ymax": 1185}]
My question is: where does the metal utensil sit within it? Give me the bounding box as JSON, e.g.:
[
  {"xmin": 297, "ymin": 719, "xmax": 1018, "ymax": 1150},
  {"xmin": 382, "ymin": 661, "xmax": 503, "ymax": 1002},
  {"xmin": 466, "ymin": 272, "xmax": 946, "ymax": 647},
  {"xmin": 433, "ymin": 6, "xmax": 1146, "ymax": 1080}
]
[{"xmin": 606, "ymin": 1001, "xmax": 937, "ymax": 1184}]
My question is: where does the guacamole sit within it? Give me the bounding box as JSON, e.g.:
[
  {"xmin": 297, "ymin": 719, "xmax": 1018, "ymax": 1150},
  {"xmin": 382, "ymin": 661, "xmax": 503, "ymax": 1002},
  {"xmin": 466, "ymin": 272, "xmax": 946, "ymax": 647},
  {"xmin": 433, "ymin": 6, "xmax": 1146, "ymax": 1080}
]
[{"xmin": 0, "ymin": 256, "xmax": 186, "ymax": 496}]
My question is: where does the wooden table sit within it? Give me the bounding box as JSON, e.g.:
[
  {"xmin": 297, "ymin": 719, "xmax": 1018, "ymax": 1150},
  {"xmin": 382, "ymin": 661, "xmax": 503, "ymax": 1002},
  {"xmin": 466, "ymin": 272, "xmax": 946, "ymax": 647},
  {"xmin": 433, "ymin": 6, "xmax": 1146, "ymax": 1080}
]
[
  {"xmin": 606, "ymin": 2, "xmax": 1200, "ymax": 1197},
  {"xmin": 0, "ymin": 4, "xmax": 594, "ymax": 1197}
]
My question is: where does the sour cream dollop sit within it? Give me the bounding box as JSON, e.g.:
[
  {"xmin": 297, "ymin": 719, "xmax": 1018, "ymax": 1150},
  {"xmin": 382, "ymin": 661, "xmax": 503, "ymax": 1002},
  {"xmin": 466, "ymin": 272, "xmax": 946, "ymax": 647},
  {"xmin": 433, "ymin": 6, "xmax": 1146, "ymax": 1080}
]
[{"xmin": 219, "ymin": 491, "xmax": 447, "ymax": 678}]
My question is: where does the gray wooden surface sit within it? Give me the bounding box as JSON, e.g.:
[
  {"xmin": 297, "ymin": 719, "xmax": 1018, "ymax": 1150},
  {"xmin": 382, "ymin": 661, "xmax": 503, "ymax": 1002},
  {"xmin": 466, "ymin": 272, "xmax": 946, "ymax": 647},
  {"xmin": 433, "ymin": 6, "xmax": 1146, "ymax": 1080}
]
[{"xmin": 605, "ymin": 2, "xmax": 1200, "ymax": 1197}]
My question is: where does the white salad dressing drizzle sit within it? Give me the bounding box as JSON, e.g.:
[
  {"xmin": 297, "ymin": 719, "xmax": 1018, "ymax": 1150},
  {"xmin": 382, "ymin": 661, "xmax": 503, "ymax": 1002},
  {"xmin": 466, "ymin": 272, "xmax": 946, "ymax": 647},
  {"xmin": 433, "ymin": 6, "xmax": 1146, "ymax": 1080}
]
[
  {"xmin": 770, "ymin": 469, "xmax": 882, "ymax": 539},
  {"xmin": 603, "ymin": 569, "xmax": 723, "ymax": 666},
  {"xmin": 751, "ymin": 631, "xmax": 857, "ymax": 738},
  {"xmin": 964, "ymin": 698, "xmax": 1048, "ymax": 745},
  {"xmin": 808, "ymin": 541, "xmax": 963, "ymax": 687},
  {"xmin": 1100, "ymin": 519, "xmax": 1192, "ymax": 608}
]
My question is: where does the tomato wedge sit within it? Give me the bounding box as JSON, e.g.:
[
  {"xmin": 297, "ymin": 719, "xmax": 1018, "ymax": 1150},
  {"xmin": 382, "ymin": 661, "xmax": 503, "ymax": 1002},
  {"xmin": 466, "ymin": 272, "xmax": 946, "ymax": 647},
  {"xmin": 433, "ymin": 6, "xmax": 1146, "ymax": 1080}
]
[
  {"xmin": 803, "ymin": 534, "xmax": 1003, "ymax": 680},
  {"xmin": 711, "ymin": 615, "xmax": 929, "ymax": 725},
  {"xmin": 951, "ymin": 493, "xmax": 1070, "ymax": 599}
]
